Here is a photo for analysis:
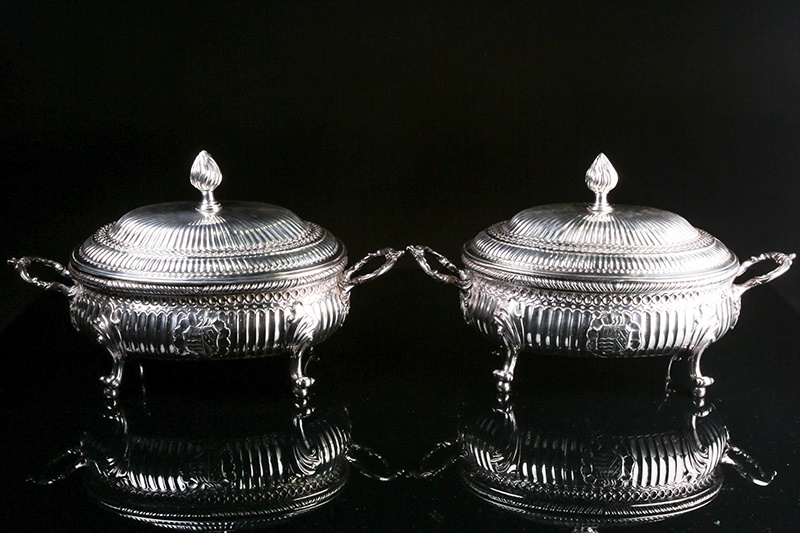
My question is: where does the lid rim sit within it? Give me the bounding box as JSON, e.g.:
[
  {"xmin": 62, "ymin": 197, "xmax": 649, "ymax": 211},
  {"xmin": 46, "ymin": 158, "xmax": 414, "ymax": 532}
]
[
  {"xmin": 462, "ymin": 247, "xmax": 740, "ymax": 288},
  {"xmin": 71, "ymin": 240, "xmax": 348, "ymax": 286},
  {"xmin": 487, "ymin": 222, "xmax": 717, "ymax": 255},
  {"xmin": 68, "ymin": 253, "xmax": 348, "ymax": 295}
]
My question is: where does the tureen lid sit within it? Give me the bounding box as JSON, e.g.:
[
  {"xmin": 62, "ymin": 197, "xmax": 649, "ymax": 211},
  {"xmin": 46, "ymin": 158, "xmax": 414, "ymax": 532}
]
[
  {"xmin": 70, "ymin": 151, "xmax": 344, "ymax": 287},
  {"xmin": 464, "ymin": 154, "xmax": 738, "ymax": 287}
]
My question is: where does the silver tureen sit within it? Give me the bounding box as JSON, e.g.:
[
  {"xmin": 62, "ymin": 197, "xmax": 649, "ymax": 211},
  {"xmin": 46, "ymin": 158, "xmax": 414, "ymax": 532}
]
[
  {"xmin": 10, "ymin": 151, "xmax": 404, "ymax": 397},
  {"xmin": 409, "ymin": 153, "xmax": 793, "ymax": 394}
]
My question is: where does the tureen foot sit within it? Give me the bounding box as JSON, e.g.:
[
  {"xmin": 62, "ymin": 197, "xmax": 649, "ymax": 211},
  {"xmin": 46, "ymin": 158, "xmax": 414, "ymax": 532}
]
[
  {"xmin": 692, "ymin": 375, "xmax": 715, "ymax": 388},
  {"xmin": 493, "ymin": 342, "xmax": 521, "ymax": 393},
  {"xmin": 689, "ymin": 347, "xmax": 715, "ymax": 399},
  {"xmin": 291, "ymin": 348, "xmax": 316, "ymax": 398},
  {"xmin": 100, "ymin": 371, "xmax": 123, "ymax": 399},
  {"xmin": 665, "ymin": 350, "xmax": 715, "ymax": 398},
  {"xmin": 135, "ymin": 362, "xmax": 147, "ymax": 403},
  {"xmin": 493, "ymin": 363, "xmax": 518, "ymax": 394},
  {"xmin": 93, "ymin": 313, "xmax": 127, "ymax": 399},
  {"xmin": 294, "ymin": 376, "xmax": 315, "ymax": 389}
]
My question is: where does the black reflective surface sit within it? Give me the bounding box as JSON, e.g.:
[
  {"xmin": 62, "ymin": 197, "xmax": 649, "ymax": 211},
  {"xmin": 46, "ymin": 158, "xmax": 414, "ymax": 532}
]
[{"xmin": 1, "ymin": 270, "xmax": 798, "ymax": 532}]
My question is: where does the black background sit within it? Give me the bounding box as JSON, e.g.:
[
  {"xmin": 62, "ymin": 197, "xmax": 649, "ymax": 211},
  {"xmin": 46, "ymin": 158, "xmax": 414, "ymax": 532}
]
[
  {"xmin": 2, "ymin": 1, "xmax": 799, "ymax": 326},
  {"xmin": 2, "ymin": 2, "xmax": 799, "ymax": 532}
]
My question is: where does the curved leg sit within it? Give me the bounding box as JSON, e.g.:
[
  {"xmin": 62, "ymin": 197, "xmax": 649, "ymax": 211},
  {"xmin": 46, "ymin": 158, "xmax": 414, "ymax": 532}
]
[
  {"xmin": 687, "ymin": 304, "xmax": 718, "ymax": 399},
  {"xmin": 101, "ymin": 354, "xmax": 126, "ymax": 399},
  {"xmin": 94, "ymin": 313, "xmax": 127, "ymax": 399},
  {"xmin": 287, "ymin": 303, "xmax": 319, "ymax": 398},
  {"xmin": 665, "ymin": 351, "xmax": 689, "ymax": 394},
  {"xmin": 493, "ymin": 345, "xmax": 520, "ymax": 394},
  {"xmin": 290, "ymin": 345, "xmax": 316, "ymax": 397},
  {"xmin": 690, "ymin": 346, "xmax": 714, "ymax": 399}
]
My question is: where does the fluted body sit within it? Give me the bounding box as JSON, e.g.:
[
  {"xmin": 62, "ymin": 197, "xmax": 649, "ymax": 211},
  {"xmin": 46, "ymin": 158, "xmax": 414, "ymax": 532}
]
[
  {"xmin": 69, "ymin": 274, "xmax": 350, "ymax": 360},
  {"xmin": 461, "ymin": 270, "xmax": 741, "ymax": 359}
]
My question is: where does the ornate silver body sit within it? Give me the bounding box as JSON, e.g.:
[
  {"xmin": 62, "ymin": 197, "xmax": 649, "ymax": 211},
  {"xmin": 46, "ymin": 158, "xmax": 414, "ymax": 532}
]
[
  {"xmin": 410, "ymin": 154, "xmax": 794, "ymax": 393},
  {"xmin": 10, "ymin": 152, "xmax": 403, "ymax": 397}
]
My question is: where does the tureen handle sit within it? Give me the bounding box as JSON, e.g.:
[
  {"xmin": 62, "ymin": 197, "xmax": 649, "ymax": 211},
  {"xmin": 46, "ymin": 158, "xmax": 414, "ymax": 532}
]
[
  {"xmin": 722, "ymin": 443, "xmax": 776, "ymax": 486},
  {"xmin": 342, "ymin": 247, "xmax": 405, "ymax": 293},
  {"xmin": 732, "ymin": 251, "xmax": 795, "ymax": 296},
  {"xmin": 402, "ymin": 440, "xmax": 464, "ymax": 480},
  {"xmin": 8, "ymin": 256, "xmax": 75, "ymax": 298},
  {"xmin": 28, "ymin": 445, "xmax": 87, "ymax": 485},
  {"xmin": 347, "ymin": 442, "xmax": 405, "ymax": 482},
  {"xmin": 406, "ymin": 245, "xmax": 472, "ymax": 291},
  {"xmin": 344, "ymin": 439, "xmax": 466, "ymax": 481}
]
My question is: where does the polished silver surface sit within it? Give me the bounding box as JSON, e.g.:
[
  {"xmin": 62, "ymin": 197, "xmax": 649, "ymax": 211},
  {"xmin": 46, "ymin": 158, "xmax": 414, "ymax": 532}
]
[
  {"xmin": 9, "ymin": 151, "xmax": 404, "ymax": 397},
  {"xmin": 409, "ymin": 153, "xmax": 794, "ymax": 393}
]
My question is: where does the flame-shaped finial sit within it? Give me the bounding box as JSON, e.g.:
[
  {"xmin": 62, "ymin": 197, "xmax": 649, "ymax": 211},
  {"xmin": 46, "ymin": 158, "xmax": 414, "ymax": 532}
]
[
  {"xmin": 191, "ymin": 150, "xmax": 222, "ymax": 213},
  {"xmin": 585, "ymin": 153, "xmax": 618, "ymax": 213}
]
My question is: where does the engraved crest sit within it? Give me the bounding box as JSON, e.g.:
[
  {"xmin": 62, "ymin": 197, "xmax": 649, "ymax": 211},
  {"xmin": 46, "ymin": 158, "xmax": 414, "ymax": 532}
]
[
  {"xmin": 174, "ymin": 312, "xmax": 231, "ymax": 357},
  {"xmin": 580, "ymin": 437, "xmax": 635, "ymax": 488},
  {"xmin": 586, "ymin": 312, "xmax": 641, "ymax": 356}
]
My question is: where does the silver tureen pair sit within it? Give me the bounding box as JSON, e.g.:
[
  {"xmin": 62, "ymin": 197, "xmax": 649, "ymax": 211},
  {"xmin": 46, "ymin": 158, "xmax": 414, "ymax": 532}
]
[{"xmin": 11, "ymin": 152, "xmax": 794, "ymax": 397}]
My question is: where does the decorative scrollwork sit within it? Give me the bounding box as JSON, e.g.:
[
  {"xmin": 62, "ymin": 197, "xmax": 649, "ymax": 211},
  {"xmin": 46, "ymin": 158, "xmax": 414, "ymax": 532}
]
[
  {"xmin": 286, "ymin": 303, "xmax": 319, "ymax": 355},
  {"xmin": 493, "ymin": 302, "xmax": 524, "ymax": 354}
]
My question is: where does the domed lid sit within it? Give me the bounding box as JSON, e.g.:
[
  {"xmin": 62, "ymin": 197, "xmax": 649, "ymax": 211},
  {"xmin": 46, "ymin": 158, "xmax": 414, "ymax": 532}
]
[
  {"xmin": 463, "ymin": 154, "xmax": 738, "ymax": 288},
  {"xmin": 71, "ymin": 151, "xmax": 345, "ymax": 288}
]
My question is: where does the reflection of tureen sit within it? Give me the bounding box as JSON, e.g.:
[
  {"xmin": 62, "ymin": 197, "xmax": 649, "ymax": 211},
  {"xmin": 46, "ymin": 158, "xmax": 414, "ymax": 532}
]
[
  {"xmin": 34, "ymin": 396, "xmax": 355, "ymax": 530},
  {"xmin": 463, "ymin": 396, "xmax": 773, "ymax": 530},
  {"xmin": 414, "ymin": 390, "xmax": 774, "ymax": 531},
  {"xmin": 410, "ymin": 154, "xmax": 793, "ymax": 394},
  {"xmin": 10, "ymin": 151, "xmax": 403, "ymax": 397}
]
